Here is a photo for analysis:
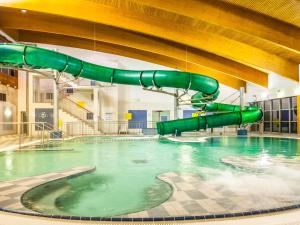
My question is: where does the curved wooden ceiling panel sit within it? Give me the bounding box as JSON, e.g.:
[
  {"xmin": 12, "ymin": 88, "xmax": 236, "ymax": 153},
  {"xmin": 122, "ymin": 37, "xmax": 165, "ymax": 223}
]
[
  {"xmin": 220, "ymin": 0, "xmax": 300, "ymax": 27},
  {"xmin": 17, "ymin": 30, "xmax": 247, "ymax": 90},
  {"xmin": 0, "ymin": 8, "xmax": 268, "ymax": 87},
  {"xmin": 0, "ymin": 1, "xmax": 298, "ymax": 81}
]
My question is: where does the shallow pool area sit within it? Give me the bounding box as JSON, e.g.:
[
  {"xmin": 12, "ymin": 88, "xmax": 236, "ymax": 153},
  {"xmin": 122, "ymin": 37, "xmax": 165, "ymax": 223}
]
[{"xmin": 1, "ymin": 136, "xmax": 300, "ymax": 218}]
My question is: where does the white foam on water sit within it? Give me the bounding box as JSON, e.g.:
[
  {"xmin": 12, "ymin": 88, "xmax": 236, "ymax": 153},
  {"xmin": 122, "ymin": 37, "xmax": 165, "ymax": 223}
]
[{"xmin": 207, "ymin": 163, "xmax": 300, "ymax": 201}]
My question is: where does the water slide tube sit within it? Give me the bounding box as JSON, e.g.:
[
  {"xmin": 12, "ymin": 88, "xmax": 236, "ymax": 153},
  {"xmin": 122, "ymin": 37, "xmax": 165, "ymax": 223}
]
[{"xmin": 0, "ymin": 44, "xmax": 263, "ymax": 135}]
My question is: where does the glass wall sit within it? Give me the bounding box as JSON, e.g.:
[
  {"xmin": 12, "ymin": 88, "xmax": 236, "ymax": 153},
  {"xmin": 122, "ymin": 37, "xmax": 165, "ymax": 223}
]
[{"xmin": 251, "ymin": 96, "xmax": 297, "ymax": 134}]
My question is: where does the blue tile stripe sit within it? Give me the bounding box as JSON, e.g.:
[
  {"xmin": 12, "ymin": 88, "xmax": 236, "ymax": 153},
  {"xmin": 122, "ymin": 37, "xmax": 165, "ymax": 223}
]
[{"xmin": 0, "ymin": 204, "xmax": 299, "ymax": 222}]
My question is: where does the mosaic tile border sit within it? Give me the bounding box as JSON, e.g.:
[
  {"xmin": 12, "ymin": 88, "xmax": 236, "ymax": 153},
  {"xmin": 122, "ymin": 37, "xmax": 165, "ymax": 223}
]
[{"xmin": 0, "ymin": 204, "xmax": 299, "ymax": 222}]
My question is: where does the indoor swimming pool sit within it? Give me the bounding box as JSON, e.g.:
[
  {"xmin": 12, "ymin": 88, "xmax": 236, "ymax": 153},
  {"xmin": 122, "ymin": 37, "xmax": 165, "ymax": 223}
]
[{"xmin": 1, "ymin": 136, "xmax": 300, "ymax": 218}]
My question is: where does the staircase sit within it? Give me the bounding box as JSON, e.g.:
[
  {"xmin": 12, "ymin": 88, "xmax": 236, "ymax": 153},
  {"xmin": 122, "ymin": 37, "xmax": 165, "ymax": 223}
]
[
  {"xmin": 59, "ymin": 97, "xmax": 100, "ymax": 136},
  {"xmin": 56, "ymin": 73, "xmax": 102, "ymax": 136}
]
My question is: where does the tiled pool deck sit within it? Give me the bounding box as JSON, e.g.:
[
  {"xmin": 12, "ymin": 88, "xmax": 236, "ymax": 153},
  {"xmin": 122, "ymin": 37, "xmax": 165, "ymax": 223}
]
[
  {"xmin": 126, "ymin": 172, "xmax": 300, "ymax": 218},
  {"xmin": 1, "ymin": 168, "xmax": 300, "ymax": 222},
  {"xmin": 0, "ymin": 135, "xmax": 42, "ymax": 152},
  {"xmin": 0, "ymin": 166, "xmax": 95, "ymax": 212}
]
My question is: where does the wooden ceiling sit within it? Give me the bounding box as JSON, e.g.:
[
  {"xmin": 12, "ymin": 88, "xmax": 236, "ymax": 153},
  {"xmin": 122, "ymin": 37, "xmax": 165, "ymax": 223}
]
[
  {"xmin": 0, "ymin": 0, "xmax": 299, "ymax": 90},
  {"xmin": 220, "ymin": 0, "xmax": 300, "ymax": 27}
]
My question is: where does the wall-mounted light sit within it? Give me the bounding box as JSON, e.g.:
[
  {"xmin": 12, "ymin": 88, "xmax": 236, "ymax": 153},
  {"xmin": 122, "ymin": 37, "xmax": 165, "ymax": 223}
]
[
  {"xmin": 4, "ymin": 107, "xmax": 12, "ymax": 118},
  {"xmin": 20, "ymin": 9, "xmax": 27, "ymax": 13}
]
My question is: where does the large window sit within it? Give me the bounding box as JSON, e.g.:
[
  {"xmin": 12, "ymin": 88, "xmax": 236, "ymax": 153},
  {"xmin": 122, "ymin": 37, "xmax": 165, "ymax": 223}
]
[{"xmin": 251, "ymin": 96, "xmax": 297, "ymax": 134}]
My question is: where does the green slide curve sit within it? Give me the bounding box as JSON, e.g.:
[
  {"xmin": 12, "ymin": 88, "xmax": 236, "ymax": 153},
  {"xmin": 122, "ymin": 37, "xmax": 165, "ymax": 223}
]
[{"xmin": 0, "ymin": 44, "xmax": 262, "ymax": 135}]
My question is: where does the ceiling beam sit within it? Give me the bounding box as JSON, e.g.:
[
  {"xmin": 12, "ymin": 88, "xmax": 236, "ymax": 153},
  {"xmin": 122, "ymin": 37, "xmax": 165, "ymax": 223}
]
[
  {"xmin": 17, "ymin": 30, "xmax": 246, "ymax": 90},
  {"xmin": 0, "ymin": 2, "xmax": 298, "ymax": 80},
  {"xmin": 130, "ymin": 0, "xmax": 300, "ymax": 54},
  {"xmin": 0, "ymin": 9, "xmax": 268, "ymax": 87}
]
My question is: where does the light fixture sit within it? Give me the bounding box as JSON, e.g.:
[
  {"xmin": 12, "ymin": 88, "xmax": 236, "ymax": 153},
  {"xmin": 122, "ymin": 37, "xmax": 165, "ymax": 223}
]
[
  {"xmin": 4, "ymin": 107, "xmax": 12, "ymax": 118},
  {"xmin": 20, "ymin": 9, "xmax": 27, "ymax": 13}
]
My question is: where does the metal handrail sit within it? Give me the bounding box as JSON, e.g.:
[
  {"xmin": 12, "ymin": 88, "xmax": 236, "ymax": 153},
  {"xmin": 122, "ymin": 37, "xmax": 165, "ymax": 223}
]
[
  {"xmin": 59, "ymin": 98, "xmax": 94, "ymax": 129},
  {"xmin": 60, "ymin": 96, "xmax": 93, "ymax": 113},
  {"xmin": 0, "ymin": 122, "xmax": 52, "ymax": 150}
]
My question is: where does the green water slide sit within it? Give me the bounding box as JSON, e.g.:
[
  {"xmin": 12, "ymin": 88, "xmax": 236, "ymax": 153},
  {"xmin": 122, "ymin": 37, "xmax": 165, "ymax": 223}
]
[{"xmin": 0, "ymin": 43, "xmax": 262, "ymax": 135}]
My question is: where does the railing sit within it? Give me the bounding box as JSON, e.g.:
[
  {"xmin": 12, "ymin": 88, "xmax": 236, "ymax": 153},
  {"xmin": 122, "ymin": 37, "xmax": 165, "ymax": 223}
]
[
  {"xmin": 0, "ymin": 122, "xmax": 54, "ymax": 150},
  {"xmin": 62, "ymin": 120, "xmax": 158, "ymax": 137},
  {"xmin": 180, "ymin": 125, "xmax": 240, "ymax": 137},
  {"xmin": 98, "ymin": 120, "xmax": 157, "ymax": 135},
  {"xmin": 62, "ymin": 121, "xmax": 99, "ymax": 137},
  {"xmin": 59, "ymin": 97, "xmax": 94, "ymax": 127}
]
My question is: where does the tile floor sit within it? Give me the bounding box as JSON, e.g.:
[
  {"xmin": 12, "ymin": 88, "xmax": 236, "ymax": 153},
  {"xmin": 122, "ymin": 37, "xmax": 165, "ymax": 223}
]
[
  {"xmin": 126, "ymin": 172, "xmax": 299, "ymax": 217},
  {"xmin": 0, "ymin": 166, "xmax": 95, "ymax": 212}
]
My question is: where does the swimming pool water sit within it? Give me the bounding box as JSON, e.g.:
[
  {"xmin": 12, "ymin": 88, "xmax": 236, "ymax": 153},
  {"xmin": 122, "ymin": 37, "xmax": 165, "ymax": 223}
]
[{"xmin": 1, "ymin": 136, "xmax": 300, "ymax": 217}]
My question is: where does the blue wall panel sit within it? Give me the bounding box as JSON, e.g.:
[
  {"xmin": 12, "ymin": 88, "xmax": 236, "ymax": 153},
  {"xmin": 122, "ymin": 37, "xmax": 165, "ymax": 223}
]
[
  {"xmin": 183, "ymin": 110, "xmax": 198, "ymax": 118},
  {"xmin": 128, "ymin": 110, "xmax": 147, "ymax": 128}
]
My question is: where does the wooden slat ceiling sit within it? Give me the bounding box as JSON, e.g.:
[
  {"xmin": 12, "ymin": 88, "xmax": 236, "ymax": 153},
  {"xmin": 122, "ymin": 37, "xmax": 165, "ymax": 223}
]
[
  {"xmin": 220, "ymin": 0, "xmax": 300, "ymax": 27},
  {"xmin": 0, "ymin": 0, "xmax": 299, "ymax": 89}
]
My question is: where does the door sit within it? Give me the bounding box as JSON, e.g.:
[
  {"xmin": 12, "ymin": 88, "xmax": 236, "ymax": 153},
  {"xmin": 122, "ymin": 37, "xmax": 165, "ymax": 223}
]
[{"xmin": 128, "ymin": 110, "xmax": 147, "ymax": 129}]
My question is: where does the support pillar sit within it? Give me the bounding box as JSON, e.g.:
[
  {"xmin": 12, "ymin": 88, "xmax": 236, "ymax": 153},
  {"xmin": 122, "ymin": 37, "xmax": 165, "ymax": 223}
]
[
  {"xmin": 174, "ymin": 89, "xmax": 179, "ymax": 120},
  {"xmin": 93, "ymin": 88, "xmax": 99, "ymax": 133},
  {"xmin": 297, "ymin": 96, "xmax": 300, "ymax": 135},
  {"xmin": 240, "ymin": 87, "xmax": 245, "ymax": 109},
  {"xmin": 53, "ymin": 71, "xmax": 59, "ymax": 131},
  {"xmin": 27, "ymin": 72, "xmax": 33, "ymax": 136},
  {"xmin": 238, "ymin": 87, "xmax": 247, "ymax": 135}
]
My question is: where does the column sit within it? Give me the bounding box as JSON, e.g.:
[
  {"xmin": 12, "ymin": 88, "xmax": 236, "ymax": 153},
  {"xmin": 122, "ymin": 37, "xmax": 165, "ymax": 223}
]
[
  {"xmin": 174, "ymin": 89, "xmax": 179, "ymax": 120},
  {"xmin": 93, "ymin": 87, "xmax": 99, "ymax": 132},
  {"xmin": 240, "ymin": 87, "xmax": 245, "ymax": 109},
  {"xmin": 53, "ymin": 71, "xmax": 59, "ymax": 131}
]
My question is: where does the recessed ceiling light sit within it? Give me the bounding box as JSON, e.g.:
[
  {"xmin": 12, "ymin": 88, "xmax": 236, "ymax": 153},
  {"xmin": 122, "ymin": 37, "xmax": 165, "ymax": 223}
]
[{"xmin": 20, "ymin": 9, "xmax": 27, "ymax": 13}]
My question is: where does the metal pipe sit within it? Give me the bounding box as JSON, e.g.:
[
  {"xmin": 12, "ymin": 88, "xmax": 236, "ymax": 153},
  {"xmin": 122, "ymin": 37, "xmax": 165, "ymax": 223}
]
[{"xmin": 0, "ymin": 29, "xmax": 17, "ymax": 43}]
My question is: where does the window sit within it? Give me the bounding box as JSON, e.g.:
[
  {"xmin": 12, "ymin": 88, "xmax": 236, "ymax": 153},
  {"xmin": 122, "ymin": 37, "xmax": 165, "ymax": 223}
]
[
  {"xmin": 253, "ymin": 96, "xmax": 297, "ymax": 134},
  {"xmin": 272, "ymin": 99, "xmax": 280, "ymax": 110},
  {"xmin": 87, "ymin": 112, "xmax": 93, "ymax": 120},
  {"xmin": 264, "ymin": 101, "xmax": 271, "ymax": 110},
  {"xmin": 272, "ymin": 122, "xmax": 280, "ymax": 132},
  {"xmin": 264, "ymin": 111, "xmax": 271, "ymax": 121},
  {"xmin": 281, "ymin": 98, "xmax": 290, "ymax": 109},
  {"xmin": 292, "ymin": 97, "xmax": 297, "ymax": 108},
  {"xmin": 0, "ymin": 93, "xmax": 6, "ymax": 102},
  {"xmin": 46, "ymin": 93, "xmax": 53, "ymax": 100},
  {"xmin": 66, "ymin": 88, "xmax": 74, "ymax": 94},
  {"xmin": 291, "ymin": 109, "xmax": 297, "ymax": 121},
  {"xmin": 281, "ymin": 110, "xmax": 289, "ymax": 121},
  {"xmin": 264, "ymin": 122, "xmax": 271, "ymax": 132},
  {"xmin": 281, "ymin": 122, "xmax": 289, "ymax": 133},
  {"xmin": 291, "ymin": 122, "xmax": 297, "ymax": 133},
  {"xmin": 272, "ymin": 110, "xmax": 279, "ymax": 121}
]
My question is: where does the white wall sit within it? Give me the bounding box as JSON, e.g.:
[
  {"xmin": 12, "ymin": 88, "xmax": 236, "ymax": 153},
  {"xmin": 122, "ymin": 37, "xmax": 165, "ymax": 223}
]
[
  {"xmin": 246, "ymin": 72, "xmax": 300, "ymax": 103},
  {"xmin": 0, "ymin": 83, "xmax": 18, "ymax": 134}
]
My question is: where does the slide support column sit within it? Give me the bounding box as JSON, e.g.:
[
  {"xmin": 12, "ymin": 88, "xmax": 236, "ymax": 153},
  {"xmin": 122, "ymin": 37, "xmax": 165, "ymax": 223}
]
[
  {"xmin": 53, "ymin": 71, "xmax": 59, "ymax": 131},
  {"xmin": 174, "ymin": 89, "xmax": 179, "ymax": 119},
  {"xmin": 240, "ymin": 87, "xmax": 245, "ymax": 109}
]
